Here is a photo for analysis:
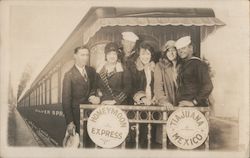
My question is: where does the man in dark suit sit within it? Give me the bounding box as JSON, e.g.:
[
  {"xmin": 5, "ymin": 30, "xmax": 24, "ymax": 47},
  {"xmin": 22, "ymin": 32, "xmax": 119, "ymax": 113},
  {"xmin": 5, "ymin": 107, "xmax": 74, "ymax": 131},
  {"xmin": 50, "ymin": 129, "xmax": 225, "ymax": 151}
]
[{"xmin": 62, "ymin": 46, "xmax": 100, "ymax": 140}]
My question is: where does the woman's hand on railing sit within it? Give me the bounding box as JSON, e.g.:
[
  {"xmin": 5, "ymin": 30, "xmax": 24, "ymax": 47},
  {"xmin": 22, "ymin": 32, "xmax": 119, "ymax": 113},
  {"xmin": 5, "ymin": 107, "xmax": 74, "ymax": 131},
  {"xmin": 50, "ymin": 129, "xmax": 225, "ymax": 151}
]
[
  {"xmin": 88, "ymin": 96, "xmax": 101, "ymax": 104},
  {"xmin": 101, "ymin": 100, "xmax": 116, "ymax": 105},
  {"xmin": 141, "ymin": 97, "xmax": 152, "ymax": 106},
  {"xmin": 161, "ymin": 102, "xmax": 174, "ymax": 111},
  {"xmin": 178, "ymin": 100, "xmax": 195, "ymax": 107}
]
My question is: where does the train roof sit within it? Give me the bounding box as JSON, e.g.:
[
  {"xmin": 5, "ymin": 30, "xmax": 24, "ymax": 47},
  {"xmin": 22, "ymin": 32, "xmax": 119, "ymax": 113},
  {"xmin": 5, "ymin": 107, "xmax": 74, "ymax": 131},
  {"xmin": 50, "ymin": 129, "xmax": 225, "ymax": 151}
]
[{"xmin": 21, "ymin": 7, "xmax": 224, "ymax": 98}]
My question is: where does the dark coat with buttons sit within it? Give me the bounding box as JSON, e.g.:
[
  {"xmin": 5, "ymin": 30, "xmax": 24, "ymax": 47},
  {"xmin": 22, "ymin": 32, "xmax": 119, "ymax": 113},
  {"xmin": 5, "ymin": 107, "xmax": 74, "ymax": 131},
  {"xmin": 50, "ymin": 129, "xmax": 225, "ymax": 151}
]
[
  {"xmin": 96, "ymin": 64, "xmax": 132, "ymax": 105},
  {"xmin": 177, "ymin": 57, "xmax": 213, "ymax": 106}
]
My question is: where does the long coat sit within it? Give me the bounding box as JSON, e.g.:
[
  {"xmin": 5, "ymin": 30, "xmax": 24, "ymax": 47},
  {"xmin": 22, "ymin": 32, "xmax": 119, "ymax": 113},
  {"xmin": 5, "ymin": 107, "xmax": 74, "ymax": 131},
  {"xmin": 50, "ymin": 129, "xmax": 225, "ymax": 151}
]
[
  {"xmin": 62, "ymin": 65, "xmax": 96, "ymax": 133},
  {"xmin": 96, "ymin": 62, "xmax": 132, "ymax": 105},
  {"xmin": 154, "ymin": 59, "xmax": 179, "ymax": 143},
  {"xmin": 154, "ymin": 59, "xmax": 179, "ymax": 106}
]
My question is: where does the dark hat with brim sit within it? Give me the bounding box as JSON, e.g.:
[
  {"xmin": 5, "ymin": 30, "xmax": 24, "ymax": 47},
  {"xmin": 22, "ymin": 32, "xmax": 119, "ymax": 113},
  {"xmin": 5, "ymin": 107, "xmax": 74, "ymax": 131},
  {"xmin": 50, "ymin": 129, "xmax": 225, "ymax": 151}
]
[{"xmin": 104, "ymin": 42, "xmax": 119, "ymax": 54}]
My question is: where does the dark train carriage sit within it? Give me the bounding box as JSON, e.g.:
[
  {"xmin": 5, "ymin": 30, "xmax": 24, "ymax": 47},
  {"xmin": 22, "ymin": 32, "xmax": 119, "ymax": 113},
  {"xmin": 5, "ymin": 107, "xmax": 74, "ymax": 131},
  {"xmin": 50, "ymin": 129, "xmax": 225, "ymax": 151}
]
[{"xmin": 17, "ymin": 7, "xmax": 229, "ymax": 148}]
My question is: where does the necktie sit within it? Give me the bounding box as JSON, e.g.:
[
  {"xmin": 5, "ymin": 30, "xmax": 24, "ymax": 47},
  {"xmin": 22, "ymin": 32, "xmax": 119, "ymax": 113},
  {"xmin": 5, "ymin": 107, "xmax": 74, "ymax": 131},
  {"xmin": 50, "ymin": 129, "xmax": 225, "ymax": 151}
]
[{"xmin": 82, "ymin": 69, "xmax": 88, "ymax": 82}]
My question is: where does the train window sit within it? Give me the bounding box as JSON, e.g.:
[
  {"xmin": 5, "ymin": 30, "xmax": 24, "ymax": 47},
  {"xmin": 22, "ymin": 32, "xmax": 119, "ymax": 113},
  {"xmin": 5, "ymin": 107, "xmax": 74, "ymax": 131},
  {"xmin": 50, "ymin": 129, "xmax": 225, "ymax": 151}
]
[
  {"xmin": 46, "ymin": 79, "xmax": 51, "ymax": 105},
  {"xmin": 30, "ymin": 92, "xmax": 32, "ymax": 106},
  {"xmin": 38, "ymin": 88, "xmax": 40, "ymax": 105},
  {"xmin": 25, "ymin": 96, "xmax": 27, "ymax": 107},
  {"xmin": 32, "ymin": 91, "xmax": 35, "ymax": 106},
  {"xmin": 39, "ymin": 86, "xmax": 41, "ymax": 105},
  {"xmin": 34, "ymin": 90, "xmax": 36, "ymax": 106},
  {"xmin": 42, "ymin": 82, "xmax": 46, "ymax": 105},
  {"xmin": 40, "ymin": 85, "xmax": 42, "ymax": 105},
  {"xmin": 34, "ymin": 89, "xmax": 36, "ymax": 106},
  {"xmin": 31, "ymin": 91, "xmax": 34, "ymax": 106},
  {"xmin": 51, "ymin": 72, "xmax": 58, "ymax": 104},
  {"xmin": 36, "ymin": 87, "xmax": 39, "ymax": 106},
  {"xmin": 37, "ymin": 86, "xmax": 39, "ymax": 105},
  {"xmin": 30, "ymin": 93, "xmax": 32, "ymax": 106},
  {"xmin": 26, "ymin": 96, "xmax": 29, "ymax": 107},
  {"xmin": 36, "ymin": 89, "xmax": 38, "ymax": 106}
]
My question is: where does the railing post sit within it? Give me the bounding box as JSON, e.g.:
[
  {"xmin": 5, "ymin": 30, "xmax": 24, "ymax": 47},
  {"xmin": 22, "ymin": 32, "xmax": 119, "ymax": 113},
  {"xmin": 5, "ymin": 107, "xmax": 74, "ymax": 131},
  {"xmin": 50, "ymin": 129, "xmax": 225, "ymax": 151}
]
[
  {"xmin": 135, "ymin": 111, "xmax": 139, "ymax": 149},
  {"xmin": 80, "ymin": 108, "xmax": 84, "ymax": 148},
  {"xmin": 162, "ymin": 111, "xmax": 168, "ymax": 149},
  {"xmin": 205, "ymin": 110, "xmax": 210, "ymax": 150},
  {"xmin": 121, "ymin": 111, "xmax": 126, "ymax": 149},
  {"xmin": 147, "ymin": 112, "xmax": 152, "ymax": 149}
]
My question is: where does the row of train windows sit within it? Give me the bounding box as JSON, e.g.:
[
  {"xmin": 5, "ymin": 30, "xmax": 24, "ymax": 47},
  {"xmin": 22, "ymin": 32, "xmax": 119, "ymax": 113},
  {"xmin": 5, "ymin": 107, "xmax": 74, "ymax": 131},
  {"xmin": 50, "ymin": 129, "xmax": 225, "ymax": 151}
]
[
  {"xmin": 18, "ymin": 59, "xmax": 75, "ymax": 107},
  {"xmin": 20, "ymin": 72, "xmax": 60, "ymax": 107}
]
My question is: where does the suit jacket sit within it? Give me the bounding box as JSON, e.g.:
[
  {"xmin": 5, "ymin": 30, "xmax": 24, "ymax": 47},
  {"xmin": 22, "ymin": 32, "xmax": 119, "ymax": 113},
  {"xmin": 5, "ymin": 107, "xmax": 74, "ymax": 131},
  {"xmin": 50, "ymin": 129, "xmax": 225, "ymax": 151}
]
[{"xmin": 62, "ymin": 65, "xmax": 97, "ymax": 133}]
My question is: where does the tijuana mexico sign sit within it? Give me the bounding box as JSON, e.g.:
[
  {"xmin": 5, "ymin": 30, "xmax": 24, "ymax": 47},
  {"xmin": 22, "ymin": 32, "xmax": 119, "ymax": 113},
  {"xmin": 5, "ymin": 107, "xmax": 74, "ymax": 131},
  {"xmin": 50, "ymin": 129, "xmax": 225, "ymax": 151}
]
[{"xmin": 167, "ymin": 108, "xmax": 209, "ymax": 149}]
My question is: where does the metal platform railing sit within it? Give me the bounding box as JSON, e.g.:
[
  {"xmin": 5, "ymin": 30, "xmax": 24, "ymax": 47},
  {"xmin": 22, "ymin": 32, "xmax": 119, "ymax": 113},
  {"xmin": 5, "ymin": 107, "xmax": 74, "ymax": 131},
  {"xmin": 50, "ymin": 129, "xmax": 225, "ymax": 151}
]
[{"xmin": 79, "ymin": 104, "xmax": 210, "ymax": 150}]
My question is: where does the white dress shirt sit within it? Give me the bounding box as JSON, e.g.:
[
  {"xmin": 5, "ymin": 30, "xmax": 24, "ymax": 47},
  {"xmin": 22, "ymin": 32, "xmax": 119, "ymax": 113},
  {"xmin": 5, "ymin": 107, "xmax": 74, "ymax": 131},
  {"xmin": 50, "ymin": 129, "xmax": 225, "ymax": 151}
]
[{"xmin": 75, "ymin": 64, "xmax": 88, "ymax": 81}]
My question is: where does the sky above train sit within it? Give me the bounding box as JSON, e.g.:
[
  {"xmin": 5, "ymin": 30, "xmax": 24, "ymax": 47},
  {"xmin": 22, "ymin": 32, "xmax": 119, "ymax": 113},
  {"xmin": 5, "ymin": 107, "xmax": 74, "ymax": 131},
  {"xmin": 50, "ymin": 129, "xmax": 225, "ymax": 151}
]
[{"xmin": 10, "ymin": 5, "xmax": 88, "ymax": 97}]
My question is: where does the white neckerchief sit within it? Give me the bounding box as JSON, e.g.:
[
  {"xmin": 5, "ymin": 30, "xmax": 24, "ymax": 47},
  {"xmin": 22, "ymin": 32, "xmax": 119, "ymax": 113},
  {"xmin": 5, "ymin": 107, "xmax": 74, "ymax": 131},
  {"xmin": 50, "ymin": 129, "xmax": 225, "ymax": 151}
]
[
  {"xmin": 172, "ymin": 62, "xmax": 178, "ymax": 87},
  {"xmin": 144, "ymin": 66, "xmax": 152, "ymax": 100}
]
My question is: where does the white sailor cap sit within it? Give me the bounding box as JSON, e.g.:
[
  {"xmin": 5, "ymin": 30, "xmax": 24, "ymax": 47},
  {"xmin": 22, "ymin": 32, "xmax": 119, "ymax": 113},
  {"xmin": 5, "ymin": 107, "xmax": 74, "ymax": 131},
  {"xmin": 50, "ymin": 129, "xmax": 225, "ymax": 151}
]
[
  {"xmin": 175, "ymin": 36, "xmax": 191, "ymax": 50},
  {"xmin": 121, "ymin": 32, "xmax": 139, "ymax": 42}
]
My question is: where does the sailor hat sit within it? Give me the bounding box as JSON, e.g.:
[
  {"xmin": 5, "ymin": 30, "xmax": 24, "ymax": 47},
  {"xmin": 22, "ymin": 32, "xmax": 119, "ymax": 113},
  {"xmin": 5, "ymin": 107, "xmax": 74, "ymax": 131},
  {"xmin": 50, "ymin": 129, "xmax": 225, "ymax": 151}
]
[
  {"xmin": 121, "ymin": 32, "xmax": 139, "ymax": 42},
  {"xmin": 175, "ymin": 36, "xmax": 191, "ymax": 50}
]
